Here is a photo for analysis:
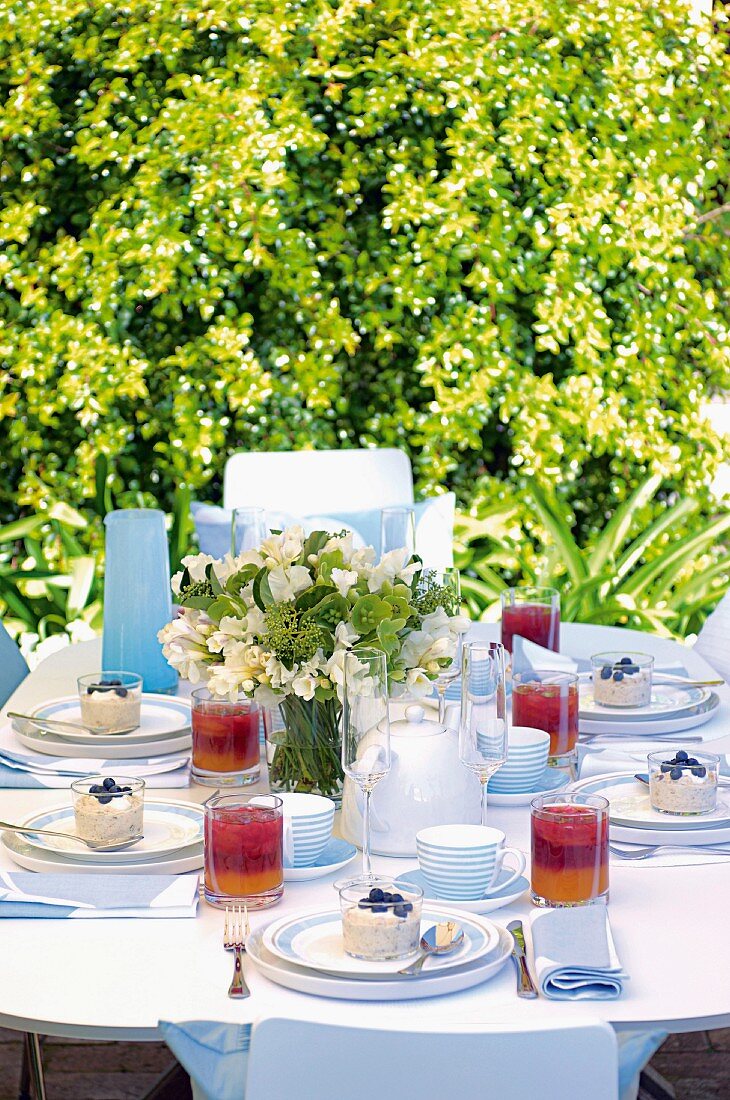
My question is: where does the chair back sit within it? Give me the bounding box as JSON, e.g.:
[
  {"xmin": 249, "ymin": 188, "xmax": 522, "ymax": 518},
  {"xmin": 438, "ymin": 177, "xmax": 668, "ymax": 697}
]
[
  {"xmin": 223, "ymin": 448, "xmax": 414, "ymax": 514},
  {"xmin": 0, "ymin": 621, "xmax": 29, "ymax": 708},
  {"xmin": 245, "ymin": 1016, "xmax": 618, "ymax": 1100},
  {"xmin": 694, "ymin": 591, "xmax": 730, "ymax": 682}
]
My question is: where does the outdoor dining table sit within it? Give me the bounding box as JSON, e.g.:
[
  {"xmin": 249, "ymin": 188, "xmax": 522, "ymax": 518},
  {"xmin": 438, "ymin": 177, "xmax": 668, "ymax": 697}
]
[{"xmin": 0, "ymin": 623, "xmax": 728, "ymax": 1059}]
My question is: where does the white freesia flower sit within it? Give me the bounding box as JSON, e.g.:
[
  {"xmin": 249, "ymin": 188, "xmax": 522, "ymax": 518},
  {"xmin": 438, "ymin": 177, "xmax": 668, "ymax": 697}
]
[
  {"xmin": 182, "ymin": 553, "xmax": 216, "ymax": 582},
  {"xmin": 243, "ymin": 604, "xmax": 266, "ymax": 637},
  {"xmin": 268, "ymin": 564, "xmax": 312, "ymax": 603},
  {"xmin": 367, "ymin": 547, "xmax": 418, "ymax": 592},
  {"xmin": 330, "ymin": 567, "xmax": 358, "ymax": 597},
  {"xmin": 260, "ymin": 526, "xmax": 305, "ymax": 567},
  {"xmin": 350, "ymin": 545, "xmax": 377, "ymax": 574},
  {"xmin": 206, "ymin": 614, "xmax": 248, "ymax": 654},
  {"xmin": 405, "ymin": 667, "xmax": 433, "ymax": 696},
  {"xmin": 292, "ymin": 671, "xmax": 318, "ymax": 700},
  {"xmin": 334, "ymin": 621, "xmax": 359, "ymax": 648}
]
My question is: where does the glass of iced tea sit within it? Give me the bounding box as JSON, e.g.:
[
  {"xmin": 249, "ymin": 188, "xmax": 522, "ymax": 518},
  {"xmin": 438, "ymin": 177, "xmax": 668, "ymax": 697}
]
[
  {"xmin": 203, "ymin": 793, "xmax": 284, "ymax": 909},
  {"xmin": 191, "ymin": 689, "xmax": 260, "ymax": 786},
  {"xmin": 530, "ymin": 793, "xmax": 609, "ymax": 908},
  {"xmin": 500, "ymin": 586, "xmax": 560, "ymax": 655},
  {"xmin": 512, "ymin": 671, "xmax": 579, "ymax": 766}
]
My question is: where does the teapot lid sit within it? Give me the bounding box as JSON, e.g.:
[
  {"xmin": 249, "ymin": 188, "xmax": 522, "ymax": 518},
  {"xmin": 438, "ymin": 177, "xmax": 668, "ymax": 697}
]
[{"xmin": 389, "ymin": 704, "xmax": 444, "ymax": 738}]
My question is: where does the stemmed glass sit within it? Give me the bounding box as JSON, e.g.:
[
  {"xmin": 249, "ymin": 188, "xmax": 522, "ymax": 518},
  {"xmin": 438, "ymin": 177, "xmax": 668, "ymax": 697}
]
[
  {"xmin": 458, "ymin": 641, "xmax": 508, "ymax": 827},
  {"xmin": 380, "ymin": 506, "xmax": 416, "ymax": 557},
  {"xmin": 231, "ymin": 507, "xmax": 267, "ymax": 556},
  {"xmin": 341, "ymin": 648, "xmax": 391, "ymax": 878},
  {"xmin": 416, "ymin": 568, "xmax": 463, "ymax": 724}
]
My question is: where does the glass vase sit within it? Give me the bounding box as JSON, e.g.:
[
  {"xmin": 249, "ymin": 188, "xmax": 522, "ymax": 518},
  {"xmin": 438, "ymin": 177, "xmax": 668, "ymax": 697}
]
[{"xmin": 265, "ymin": 696, "xmax": 344, "ymax": 803}]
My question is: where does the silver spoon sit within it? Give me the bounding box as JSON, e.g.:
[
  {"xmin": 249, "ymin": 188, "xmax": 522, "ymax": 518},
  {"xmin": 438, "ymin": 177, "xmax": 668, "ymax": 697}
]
[
  {"xmin": 8, "ymin": 712, "xmax": 139, "ymax": 738},
  {"xmin": 397, "ymin": 921, "xmax": 464, "ymax": 976},
  {"xmin": 0, "ymin": 820, "xmax": 144, "ymax": 852}
]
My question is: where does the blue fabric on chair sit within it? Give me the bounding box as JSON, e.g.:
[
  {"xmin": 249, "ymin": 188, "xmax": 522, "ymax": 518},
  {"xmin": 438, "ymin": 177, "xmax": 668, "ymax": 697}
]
[{"xmin": 0, "ymin": 622, "xmax": 28, "ymax": 708}]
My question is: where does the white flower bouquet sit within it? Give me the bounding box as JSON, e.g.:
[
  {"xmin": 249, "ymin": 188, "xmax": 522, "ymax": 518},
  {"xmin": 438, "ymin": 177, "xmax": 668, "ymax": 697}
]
[{"xmin": 159, "ymin": 526, "xmax": 467, "ymax": 797}]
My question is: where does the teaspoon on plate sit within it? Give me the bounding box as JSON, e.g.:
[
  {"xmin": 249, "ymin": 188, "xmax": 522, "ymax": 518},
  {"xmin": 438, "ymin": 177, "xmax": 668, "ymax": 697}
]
[
  {"xmin": 0, "ymin": 820, "xmax": 144, "ymax": 852},
  {"xmin": 8, "ymin": 712, "xmax": 139, "ymax": 738},
  {"xmin": 397, "ymin": 921, "xmax": 464, "ymax": 976}
]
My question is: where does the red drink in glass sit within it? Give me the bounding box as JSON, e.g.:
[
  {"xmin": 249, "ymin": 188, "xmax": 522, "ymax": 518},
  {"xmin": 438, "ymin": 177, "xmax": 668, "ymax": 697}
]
[
  {"xmin": 191, "ymin": 690, "xmax": 260, "ymax": 785},
  {"xmin": 512, "ymin": 672, "xmax": 578, "ymax": 760},
  {"xmin": 531, "ymin": 795, "xmax": 609, "ymax": 906},
  {"xmin": 204, "ymin": 795, "xmax": 284, "ymax": 909},
  {"xmin": 500, "ymin": 587, "xmax": 560, "ymax": 654}
]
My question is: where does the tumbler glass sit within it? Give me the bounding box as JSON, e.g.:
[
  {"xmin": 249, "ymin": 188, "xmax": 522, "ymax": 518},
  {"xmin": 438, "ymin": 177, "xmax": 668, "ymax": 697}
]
[
  {"xmin": 501, "ymin": 586, "xmax": 560, "ymax": 656},
  {"xmin": 512, "ymin": 671, "xmax": 579, "ymax": 767},
  {"xmin": 203, "ymin": 793, "xmax": 284, "ymax": 909},
  {"xmin": 531, "ymin": 793, "xmax": 609, "ymax": 907},
  {"xmin": 191, "ymin": 689, "xmax": 261, "ymax": 786}
]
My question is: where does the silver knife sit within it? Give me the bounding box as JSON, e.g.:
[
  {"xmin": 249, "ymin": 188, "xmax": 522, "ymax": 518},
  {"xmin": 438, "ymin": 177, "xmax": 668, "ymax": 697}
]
[{"xmin": 506, "ymin": 920, "xmax": 538, "ymax": 999}]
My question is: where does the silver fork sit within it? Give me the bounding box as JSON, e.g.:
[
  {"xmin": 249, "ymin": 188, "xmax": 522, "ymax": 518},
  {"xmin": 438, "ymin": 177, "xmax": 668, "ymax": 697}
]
[
  {"xmin": 224, "ymin": 905, "xmax": 251, "ymax": 999},
  {"xmin": 609, "ymin": 842, "xmax": 730, "ymax": 860}
]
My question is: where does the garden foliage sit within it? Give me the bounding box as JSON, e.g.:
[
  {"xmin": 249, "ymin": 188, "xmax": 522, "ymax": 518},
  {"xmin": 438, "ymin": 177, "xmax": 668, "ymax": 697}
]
[{"xmin": 0, "ymin": 0, "xmax": 729, "ymax": 635}]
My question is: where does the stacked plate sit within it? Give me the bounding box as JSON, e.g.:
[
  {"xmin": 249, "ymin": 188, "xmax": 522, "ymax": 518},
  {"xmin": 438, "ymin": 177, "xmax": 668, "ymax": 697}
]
[
  {"xmin": 571, "ymin": 772, "xmax": 730, "ymax": 847},
  {"xmin": 2, "ymin": 798, "xmax": 204, "ymax": 874},
  {"xmin": 247, "ymin": 906, "xmax": 513, "ymax": 1001},
  {"xmin": 14, "ymin": 695, "xmax": 192, "ymax": 758},
  {"xmin": 579, "ymin": 683, "xmax": 719, "ymax": 738}
]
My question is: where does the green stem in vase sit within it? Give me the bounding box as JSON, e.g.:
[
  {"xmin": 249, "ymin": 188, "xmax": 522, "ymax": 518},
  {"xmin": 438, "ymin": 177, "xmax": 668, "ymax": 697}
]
[{"xmin": 269, "ymin": 696, "xmax": 343, "ymax": 798}]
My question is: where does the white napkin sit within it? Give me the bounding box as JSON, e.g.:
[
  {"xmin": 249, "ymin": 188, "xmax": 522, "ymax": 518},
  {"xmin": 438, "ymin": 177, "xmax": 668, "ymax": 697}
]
[
  {"xmin": 529, "ymin": 905, "xmax": 628, "ymax": 999},
  {"xmin": 0, "ymin": 871, "xmax": 200, "ymax": 918},
  {"xmin": 514, "ymin": 639, "xmax": 578, "ymax": 675},
  {"xmin": 578, "ymin": 747, "xmax": 730, "ymax": 780}
]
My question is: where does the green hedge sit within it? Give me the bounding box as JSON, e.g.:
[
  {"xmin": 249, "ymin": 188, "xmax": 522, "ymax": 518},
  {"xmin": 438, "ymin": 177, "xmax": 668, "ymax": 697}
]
[{"xmin": 1, "ymin": 0, "xmax": 729, "ymax": 540}]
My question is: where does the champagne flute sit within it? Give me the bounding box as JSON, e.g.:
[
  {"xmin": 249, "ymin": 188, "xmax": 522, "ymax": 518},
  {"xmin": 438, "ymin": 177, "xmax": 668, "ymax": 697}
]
[
  {"xmin": 416, "ymin": 567, "xmax": 462, "ymax": 724},
  {"xmin": 341, "ymin": 649, "xmax": 391, "ymax": 878},
  {"xmin": 380, "ymin": 506, "xmax": 416, "ymax": 557},
  {"xmin": 231, "ymin": 507, "xmax": 267, "ymax": 556},
  {"xmin": 458, "ymin": 641, "xmax": 508, "ymax": 827}
]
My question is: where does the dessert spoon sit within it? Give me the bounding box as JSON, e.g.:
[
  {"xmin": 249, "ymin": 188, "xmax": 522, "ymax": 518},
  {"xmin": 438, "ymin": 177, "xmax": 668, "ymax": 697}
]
[
  {"xmin": 8, "ymin": 712, "xmax": 139, "ymax": 738},
  {"xmin": 397, "ymin": 921, "xmax": 464, "ymax": 976},
  {"xmin": 0, "ymin": 820, "xmax": 144, "ymax": 852}
]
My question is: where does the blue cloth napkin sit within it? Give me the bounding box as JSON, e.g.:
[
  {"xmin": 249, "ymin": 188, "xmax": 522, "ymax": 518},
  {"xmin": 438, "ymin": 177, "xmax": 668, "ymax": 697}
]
[
  {"xmin": 529, "ymin": 905, "xmax": 628, "ymax": 999},
  {"xmin": 160, "ymin": 1020, "xmax": 251, "ymax": 1100},
  {"xmin": 0, "ymin": 871, "xmax": 200, "ymax": 918}
]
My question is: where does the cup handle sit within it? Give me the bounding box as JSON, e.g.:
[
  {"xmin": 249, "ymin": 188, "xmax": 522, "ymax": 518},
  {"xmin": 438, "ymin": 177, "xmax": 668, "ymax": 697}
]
[
  {"xmin": 282, "ymin": 816, "xmax": 294, "ymax": 869},
  {"xmin": 495, "ymin": 846, "xmax": 526, "ymax": 891}
]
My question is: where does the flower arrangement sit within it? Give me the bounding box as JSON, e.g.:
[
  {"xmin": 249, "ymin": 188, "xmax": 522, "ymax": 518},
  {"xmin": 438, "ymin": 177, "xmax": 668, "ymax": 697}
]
[{"xmin": 159, "ymin": 526, "xmax": 467, "ymax": 797}]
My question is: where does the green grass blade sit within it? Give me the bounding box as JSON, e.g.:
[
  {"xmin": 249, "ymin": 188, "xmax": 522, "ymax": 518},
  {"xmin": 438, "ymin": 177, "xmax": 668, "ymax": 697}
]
[
  {"xmin": 614, "ymin": 498, "xmax": 699, "ymax": 581},
  {"xmin": 527, "ymin": 482, "xmax": 587, "ymax": 585},
  {"xmin": 590, "ymin": 472, "xmax": 663, "ymax": 574},
  {"xmin": 622, "ymin": 515, "xmax": 730, "ymax": 599}
]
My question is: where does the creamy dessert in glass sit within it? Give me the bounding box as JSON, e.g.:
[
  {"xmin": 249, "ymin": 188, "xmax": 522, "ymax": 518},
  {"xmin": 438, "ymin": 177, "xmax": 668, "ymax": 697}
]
[
  {"xmin": 647, "ymin": 750, "xmax": 719, "ymax": 816},
  {"xmin": 591, "ymin": 652, "xmax": 653, "ymax": 708},
  {"xmin": 71, "ymin": 776, "xmax": 145, "ymax": 842},
  {"xmin": 77, "ymin": 672, "xmax": 143, "ymax": 733},
  {"xmin": 339, "ymin": 877, "xmax": 423, "ymax": 960}
]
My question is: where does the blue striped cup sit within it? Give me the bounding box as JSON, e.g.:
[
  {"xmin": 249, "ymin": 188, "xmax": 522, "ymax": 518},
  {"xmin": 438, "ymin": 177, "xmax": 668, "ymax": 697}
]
[
  {"xmin": 487, "ymin": 726, "xmax": 550, "ymax": 793},
  {"xmin": 276, "ymin": 793, "xmax": 335, "ymax": 867},
  {"xmin": 416, "ymin": 824, "xmax": 526, "ymax": 900}
]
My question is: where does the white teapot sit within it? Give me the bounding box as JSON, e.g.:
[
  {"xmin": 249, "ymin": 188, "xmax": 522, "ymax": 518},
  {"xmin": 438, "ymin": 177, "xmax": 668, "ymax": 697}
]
[{"xmin": 340, "ymin": 703, "xmax": 481, "ymax": 857}]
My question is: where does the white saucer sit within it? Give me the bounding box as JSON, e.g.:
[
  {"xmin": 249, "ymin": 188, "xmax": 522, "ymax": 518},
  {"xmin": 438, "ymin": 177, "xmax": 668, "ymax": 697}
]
[
  {"xmin": 284, "ymin": 838, "xmax": 357, "ymax": 881},
  {"xmin": 394, "ymin": 868, "xmax": 529, "ymax": 914},
  {"xmin": 2, "ymin": 828, "xmax": 203, "ymax": 875},
  {"xmin": 579, "ymin": 682, "xmax": 709, "ymax": 720},
  {"xmin": 486, "ymin": 769, "xmax": 570, "ymax": 806},
  {"xmin": 20, "ymin": 799, "xmax": 204, "ymax": 862},
  {"xmin": 246, "ymin": 924, "xmax": 513, "ymax": 1001}
]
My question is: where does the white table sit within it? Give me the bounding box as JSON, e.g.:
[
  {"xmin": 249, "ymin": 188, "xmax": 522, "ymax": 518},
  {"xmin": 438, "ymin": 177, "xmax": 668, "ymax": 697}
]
[{"xmin": 0, "ymin": 625, "xmax": 729, "ymax": 1043}]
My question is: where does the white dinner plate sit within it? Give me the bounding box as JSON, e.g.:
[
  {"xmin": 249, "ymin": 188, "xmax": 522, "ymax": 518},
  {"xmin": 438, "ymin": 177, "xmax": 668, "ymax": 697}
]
[
  {"xmin": 284, "ymin": 838, "xmax": 357, "ymax": 882},
  {"xmin": 19, "ymin": 799, "xmax": 204, "ymax": 863},
  {"xmin": 31, "ymin": 694, "xmax": 192, "ymax": 744},
  {"xmin": 262, "ymin": 906, "xmax": 500, "ymax": 978},
  {"xmin": 393, "ymin": 868, "xmax": 529, "ymax": 915},
  {"xmin": 13, "ymin": 725, "xmax": 192, "ymax": 759},
  {"xmin": 2, "ymin": 828, "xmax": 204, "ymax": 875},
  {"xmin": 578, "ymin": 683, "xmax": 710, "ymax": 721},
  {"xmin": 571, "ymin": 773, "xmax": 730, "ymax": 834},
  {"xmin": 246, "ymin": 924, "xmax": 513, "ymax": 1001},
  {"xmin": 485, "ymin": 769, "xmax": 570, "ymax": 806},
  {"xmin": 579, "ymin": 693, "xmax": 719, "ymax": 738}
]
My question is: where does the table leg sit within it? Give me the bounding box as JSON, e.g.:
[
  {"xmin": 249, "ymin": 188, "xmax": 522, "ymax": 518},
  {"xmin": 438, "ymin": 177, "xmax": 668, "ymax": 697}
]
[{"xmin": 21, "ymin": 1033, "xmax": 46, "ymax": 1100}]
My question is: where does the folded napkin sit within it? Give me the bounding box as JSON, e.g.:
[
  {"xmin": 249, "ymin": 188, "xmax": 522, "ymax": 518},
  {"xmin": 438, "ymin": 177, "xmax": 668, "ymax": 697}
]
[
  {"xmin": 160, "ymin": 1021, "xmax": 251, "ymax": 1100},
  {"xmin": 578, "ymin": 747, "xmax": 730, "ymax": 780},
  {"xmin": 515, "ymin": 638, "xmax": 580, "ymax": 675},
  {"xmin": 529, "ymin": 905, "xmax": 628, "ymax": 999},
  {"xmin": 0, "ymin": 871, "xmax": 200, "ymax": 918}
]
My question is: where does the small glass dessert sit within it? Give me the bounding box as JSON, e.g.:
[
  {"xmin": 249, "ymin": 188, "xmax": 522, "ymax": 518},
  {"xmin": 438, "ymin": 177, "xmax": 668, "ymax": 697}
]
[
  {"xmin": 512, "ymin": 671, "xmax": 579, "ymax": 765},
  {"xmin": 591, "ymin": 652, "xmax": 653, "ymax": 708},
  {"xmin": 191, "ymin": 689, "xmax": 261, "ymax": 786},
  {"xmin": 531, "ymin": 793, "xmax": 609, "ymax": 907},
  {"xmin": 500, "ymin": 586, "xmax": 560, "ymax": 655},
  {"xmin": 203, "ymin": 793, "xmax": 283, "ymax": 909},
  {"xmin": 339, "ymin": 877, "xmax": 423, "ymax": 960},
  {"xmin": 71, "ymin": 776, "xmax": 145, "ymax": 843},
  {"xmin": 648, "ymin": 749, "xmax": 719, "ymax": 816},
  {"xmin": 77, "ymin": 672, "xmax": 142, "ymax": 733}
]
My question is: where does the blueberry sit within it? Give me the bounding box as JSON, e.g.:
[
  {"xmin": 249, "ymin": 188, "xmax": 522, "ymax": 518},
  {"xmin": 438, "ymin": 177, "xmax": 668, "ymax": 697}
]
[
  {"xmin": 613, "ymin": 670, "xmax": 624, "ymax": 681},
  {"xmin": 89, "ymin": 783, "xmax": 104, "ymax": 794},
  {"xmin": 371, "ymin": 904, "xmax": 387, "ymax": 913},
  {"xmin": 115, "ymin": 688, "xmax": 128, "ymax": 698},
  {"xmin": 403, "ymin": 902, "xmax": 413, "ymax": 912},
  {"xmin": 109, "ymin": 785, "xmax": 122, "ymax": 795},
  {"xmin": 97, "ymin": 794, "xmax": 113, "ymax": 805},
  {"xmin": 90, "ymin": 682, "xmax": 113, "ymax": 693},
  {"xmin": 382, "ymin": 892, "xmax": 394, "ymax": 904},
  {"xmin": 121, "ymin": 785, "xmax": 132, "ymax": 793},
  {"xmin": 368, "ymin": 888, "xmax": 384, "ymax": 903},
  {"xmin": 393, "ymin": 905, "xmax": 407, "ymax": 918},
  {"xmin": 692, "ymin": 766, "xmax": 707, "ymax": 778},
  {"xmin": 670, "ymin": 767, "xmax": 683, "ymax": 781},
  {"xmin": 600, "ymin": 666, "xmax": 612, "ymax": 680},
  {"xmin": 675, "ymin": 750, "xmax": 689, "ymax": 763},
  {"xmin": 619, "ymin": 657, "xmax": 633, "ymax": 665},
  {"xmin": 660, "ymin": 764, "xmax": 672, "ymax": 773},
  {"xmin": 358, "ymin": 901, "xmax": 370, "ymax": 909},
  {"xmin": 624, "ymin": 664, "xmax": 639, "ymax": 675},
  {"xmin": 686, "ymin": 758, "xmax": 699, "ymax": 767},
  {"xmin": 102, "ymin": 777, "xmax": 116, "ymax": 790},
  {"xmin": 102, "ymin": 679, "xmax": 122, "ymax": 686},
  {"xmin": 390, "ymin": 893, "xmax": 404, "ymax": 903}
]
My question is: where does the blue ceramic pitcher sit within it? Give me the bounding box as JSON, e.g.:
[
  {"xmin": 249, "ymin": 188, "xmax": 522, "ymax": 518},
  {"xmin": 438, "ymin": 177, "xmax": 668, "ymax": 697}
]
[{"xmin": 102, "ymin": 509, "xmax": 178, "ymax": 693}]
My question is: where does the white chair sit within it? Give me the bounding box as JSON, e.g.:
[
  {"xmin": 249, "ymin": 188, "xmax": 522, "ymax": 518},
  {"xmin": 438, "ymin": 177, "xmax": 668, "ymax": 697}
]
[
  {"xmin": 693, "ymin": 591, "xmax": 730, "ymax": 683},
  {"xmin": 223, "ymin": 447, "xmax": 414, "ymax": 513},
  {"xmin": 245, "ymin": 1016, "xmax": 619, "ymax": 1100}
]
